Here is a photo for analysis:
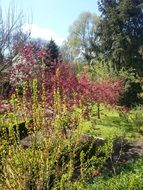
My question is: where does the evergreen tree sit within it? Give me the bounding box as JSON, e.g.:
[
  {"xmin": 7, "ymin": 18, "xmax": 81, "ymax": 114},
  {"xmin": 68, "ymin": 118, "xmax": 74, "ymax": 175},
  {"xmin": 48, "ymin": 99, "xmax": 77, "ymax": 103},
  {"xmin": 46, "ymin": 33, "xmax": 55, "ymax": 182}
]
[
  {"xmin": 46, "ymin": 39, "xmax": 59, "ymax": 63},
  {"xmin": 97, "ymin": 0, "xmax": 143, "ymax": 74}
]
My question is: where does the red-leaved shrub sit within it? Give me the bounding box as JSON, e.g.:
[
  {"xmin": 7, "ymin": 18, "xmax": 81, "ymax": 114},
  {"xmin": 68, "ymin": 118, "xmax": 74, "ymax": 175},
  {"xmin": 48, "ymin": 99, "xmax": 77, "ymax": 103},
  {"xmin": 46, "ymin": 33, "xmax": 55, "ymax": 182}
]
[{"xmin": 7, "ymin": 43, "xmax": 123, "ymax": 110}]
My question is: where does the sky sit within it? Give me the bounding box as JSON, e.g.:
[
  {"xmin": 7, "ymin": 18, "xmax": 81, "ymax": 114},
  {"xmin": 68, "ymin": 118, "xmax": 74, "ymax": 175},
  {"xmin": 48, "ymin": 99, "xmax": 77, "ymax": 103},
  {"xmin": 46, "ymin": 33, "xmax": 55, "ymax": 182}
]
[{"xmin": 1, "ymin": 0, "xmax": 99, "ymax": 45}]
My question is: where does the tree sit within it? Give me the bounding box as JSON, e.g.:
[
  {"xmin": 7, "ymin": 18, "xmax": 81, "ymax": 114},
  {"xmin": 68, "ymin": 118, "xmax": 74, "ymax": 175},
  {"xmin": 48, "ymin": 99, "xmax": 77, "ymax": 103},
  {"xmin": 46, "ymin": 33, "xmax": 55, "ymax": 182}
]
[
  {"xmin": 0, "ymin": 3, "xmax": 29, "ymax": 74},
  {"xmin": 46, "ymin": 39, "xmax": 59, "ymax": 63},
  {"xmin": 97, "ymin": 0, "xmax": 143, "ymax": 74},
  {"xmin": 0, "ymin": 3, "xmax": 31, "ymax": 97},
  {"xmin": 60, "ymin": 40, "xmax": 75, "ymax": 63},
  {"xmin": 67, "ymin": 12, "xmax": 100, "ymax": 64}
]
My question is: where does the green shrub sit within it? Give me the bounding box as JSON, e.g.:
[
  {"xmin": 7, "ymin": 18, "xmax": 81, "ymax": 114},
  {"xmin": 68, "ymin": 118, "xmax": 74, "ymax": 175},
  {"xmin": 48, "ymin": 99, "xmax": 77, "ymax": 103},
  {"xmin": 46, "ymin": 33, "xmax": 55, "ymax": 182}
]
[
  {"xmin": 0, "ymin": 80, "xmax": 113, "ymax": 190},
  {"xmin": 118, "ymin": 68, "xmax": 143, "ymax": 107},
  {"xmin": 129, "ymin": 106, "xmax": 143, "ymax": 133},
  {"xmin": 87, "ymin": 158, "xmax": 143, "ymax": 190},
  {"xmin": 90, "ymin": 61, "xmax": 143, "ymax": 107}
]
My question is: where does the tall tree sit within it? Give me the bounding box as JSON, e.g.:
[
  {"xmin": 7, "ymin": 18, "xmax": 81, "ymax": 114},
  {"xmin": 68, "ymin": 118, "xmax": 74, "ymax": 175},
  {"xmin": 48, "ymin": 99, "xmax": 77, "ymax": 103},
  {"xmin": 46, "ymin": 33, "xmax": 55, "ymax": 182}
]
[
  {"xmin": 60, "ymin": 40, "xmax": 75, "ymax": 63},
  {"xmin": 0, "ymin": 3, "xmax": 28, "ymax": 74},
  {"xmin": 97, "ymin": 0, "xmax": 143, "ymax": 74},
  {"xmin": 67, "ymin": 12, "xmax": 100, "ymax": 64}
]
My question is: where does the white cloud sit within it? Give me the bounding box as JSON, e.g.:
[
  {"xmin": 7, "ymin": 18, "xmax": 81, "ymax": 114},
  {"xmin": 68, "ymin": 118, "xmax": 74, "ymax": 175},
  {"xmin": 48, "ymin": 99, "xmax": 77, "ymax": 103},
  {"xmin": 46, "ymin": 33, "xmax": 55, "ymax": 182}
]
[{"xmin": 22, "ymin": 23, "xmax": 65, "ymax": 45}]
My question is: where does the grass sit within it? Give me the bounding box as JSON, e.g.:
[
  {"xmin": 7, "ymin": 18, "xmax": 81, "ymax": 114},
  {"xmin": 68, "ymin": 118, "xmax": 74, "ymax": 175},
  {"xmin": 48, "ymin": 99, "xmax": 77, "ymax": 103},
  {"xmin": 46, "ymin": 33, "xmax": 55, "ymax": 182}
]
[
  {"xmin": 87, "ymin": 157, "xmax": 143, "ymax": 190},
  {"xmin": 88, "ymin": 104, "xmax": 143, "ymax": 141},
  {"xmin": 84, "ymin": 105, "xmax": 143, "ymax": 190}
]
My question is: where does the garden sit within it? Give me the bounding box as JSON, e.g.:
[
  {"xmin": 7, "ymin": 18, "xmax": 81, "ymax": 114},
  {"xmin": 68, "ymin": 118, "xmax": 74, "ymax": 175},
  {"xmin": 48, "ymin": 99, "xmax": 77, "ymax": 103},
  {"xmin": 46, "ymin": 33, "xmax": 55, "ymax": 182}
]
[{"xmin": 0, "ymin": 0, "xmax": 143, "ymax": 189}]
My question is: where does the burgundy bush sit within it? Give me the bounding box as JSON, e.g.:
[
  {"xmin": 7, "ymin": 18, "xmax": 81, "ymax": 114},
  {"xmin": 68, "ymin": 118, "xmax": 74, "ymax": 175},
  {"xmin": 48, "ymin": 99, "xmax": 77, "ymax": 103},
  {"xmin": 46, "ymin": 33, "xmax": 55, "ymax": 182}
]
[
  {"xmin": 78, "ymin": 72, "xmax": 123, "ymax": 106},
  {"xmin": 7, "ymin": 43, "xmax": 123, "ymax": 110}
]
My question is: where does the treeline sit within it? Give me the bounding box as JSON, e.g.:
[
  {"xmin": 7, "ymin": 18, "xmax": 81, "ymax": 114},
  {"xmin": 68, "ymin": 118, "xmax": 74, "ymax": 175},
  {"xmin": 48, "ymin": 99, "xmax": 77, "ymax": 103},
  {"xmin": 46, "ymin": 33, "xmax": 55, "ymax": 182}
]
[
  {"xmin": 61, "ymin": 0, "xmax": 143, "ymax": 74},
  {"xmin": 60, "ymin": 0, "xmax": 143, "ymax": 107}
]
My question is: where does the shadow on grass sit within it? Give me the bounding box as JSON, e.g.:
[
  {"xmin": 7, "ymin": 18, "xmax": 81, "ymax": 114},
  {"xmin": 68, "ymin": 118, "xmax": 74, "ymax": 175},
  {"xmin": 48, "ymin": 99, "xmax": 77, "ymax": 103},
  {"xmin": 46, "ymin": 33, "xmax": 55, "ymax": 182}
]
[{"xmin": 96, "ymin": 114, "xmax": 137, "ymax": 134}]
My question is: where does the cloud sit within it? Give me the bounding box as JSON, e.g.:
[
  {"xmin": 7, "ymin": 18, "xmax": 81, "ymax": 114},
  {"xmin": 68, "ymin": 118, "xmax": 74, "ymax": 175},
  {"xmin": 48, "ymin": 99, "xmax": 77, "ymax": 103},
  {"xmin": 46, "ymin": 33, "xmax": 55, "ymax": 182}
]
[{"xmin": 22, "ymin": 23, "xmax": 65, "ymax": 45}]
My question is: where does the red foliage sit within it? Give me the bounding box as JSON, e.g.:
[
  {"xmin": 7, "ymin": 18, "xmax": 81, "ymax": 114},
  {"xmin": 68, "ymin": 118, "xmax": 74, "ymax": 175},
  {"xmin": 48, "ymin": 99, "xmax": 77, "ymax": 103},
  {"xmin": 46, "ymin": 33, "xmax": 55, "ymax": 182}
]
[
  {"xmin": 40, "ymin": 63, "xmax": 79, "ymax": 107},
  {"xmin": 92, "ymin": 79, "xmax": 123, "ymax": 106},
  {"xmin": 78, "ymin": 72, "xmax": 123, "ymax": 106},
  {"xmin": 7, "ymin": 44, "xmax": 123, "ymax": 109}
]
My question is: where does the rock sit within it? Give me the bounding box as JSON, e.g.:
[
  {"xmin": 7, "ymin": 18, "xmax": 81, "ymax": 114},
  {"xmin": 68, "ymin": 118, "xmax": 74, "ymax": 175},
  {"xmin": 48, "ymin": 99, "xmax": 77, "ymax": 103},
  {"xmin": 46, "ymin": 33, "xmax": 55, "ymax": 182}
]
[
  {"xmin": 20, "ymin": 131, "xmax": 45, "ymax": 148},
  {"xmin": 110, "ymin": 139, "xmax": 143, "ymax": 165},
  {"xmin": 21, "ymin": 135, "xmax": 31, "ymax": 147}
]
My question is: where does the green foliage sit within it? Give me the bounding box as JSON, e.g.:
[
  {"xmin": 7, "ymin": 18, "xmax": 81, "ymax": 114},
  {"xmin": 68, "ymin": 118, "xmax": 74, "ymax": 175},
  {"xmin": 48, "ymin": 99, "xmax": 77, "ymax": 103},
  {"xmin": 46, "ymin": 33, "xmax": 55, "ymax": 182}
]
[
  {"xmin": 60, "ymin": 40, "xmax": 75, "ymax": 63},
  {"xmin": 118, "ymin": 68, "xmax": 143, "ymax": 107},
  {"xmin": 129, "ymin": 106, "xmax": 143, "ymax": 133},
  {"xmin": 0, "ymin": 70, "xmax": 143, "ymax": 189},
  {"xmin": 46, "ymin": 39, "xmax": 59, "ymax": 63},
  {"xmin": 0, "ymin": 81, "xmax": 114, "ymax": 190},
  {"xmin": 94, "ymin": 104, "xmax": 143, "ymax": 138},
  {"xmin": 1, "ymin": 2, "xmax": 143, "ymax": 189},
  {"xmin": 66, "ymin": 12, "xmax": 100, "ymax": 64},
  {"xmin": 71, "ymin": 62, "xmax": 85, "ymax": 75},
  {"xmin": 0, "ymin": 87, "xmax": 143, "ymax": 189},
  {"xmin": 87, "ymin": 158, "xmax": 143, "ymax": 190},
  {"xmin": 97, "ymin": 0, "xmax": 143, "ymax": 74},
  {"xmin": 88, "ymin": 61, "xmax": 143, "ymax": 107},
  {"xmin": 89, "ymin": 60, "xmax": 117, "ymax": 81}
]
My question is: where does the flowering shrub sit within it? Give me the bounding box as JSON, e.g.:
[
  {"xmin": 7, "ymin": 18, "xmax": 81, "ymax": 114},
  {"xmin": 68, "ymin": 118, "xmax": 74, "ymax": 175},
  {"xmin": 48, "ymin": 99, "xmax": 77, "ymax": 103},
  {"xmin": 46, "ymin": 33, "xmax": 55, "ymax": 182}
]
[
  {"xmin": 7, "ymin": 44, "xmax": 123, "ymax": 110},
  {"xmin": 78, "ymin": 72, "xmax": 123, "ymax": 106},
  {"xmin": 92, "ymin": 80, "xmax": 123, "ymax": 106},
  {"xmin": 9, "ymin": 44, "xmax": 47, "ymax": 85}
]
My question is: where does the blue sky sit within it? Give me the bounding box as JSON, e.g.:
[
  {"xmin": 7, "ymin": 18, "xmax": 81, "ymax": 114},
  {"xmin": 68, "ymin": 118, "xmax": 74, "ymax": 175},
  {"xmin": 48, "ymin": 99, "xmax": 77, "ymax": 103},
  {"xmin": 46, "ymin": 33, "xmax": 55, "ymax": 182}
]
[{"xmin": 1, "ymin": 0, "xmax": 99, "ymax": 44}]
